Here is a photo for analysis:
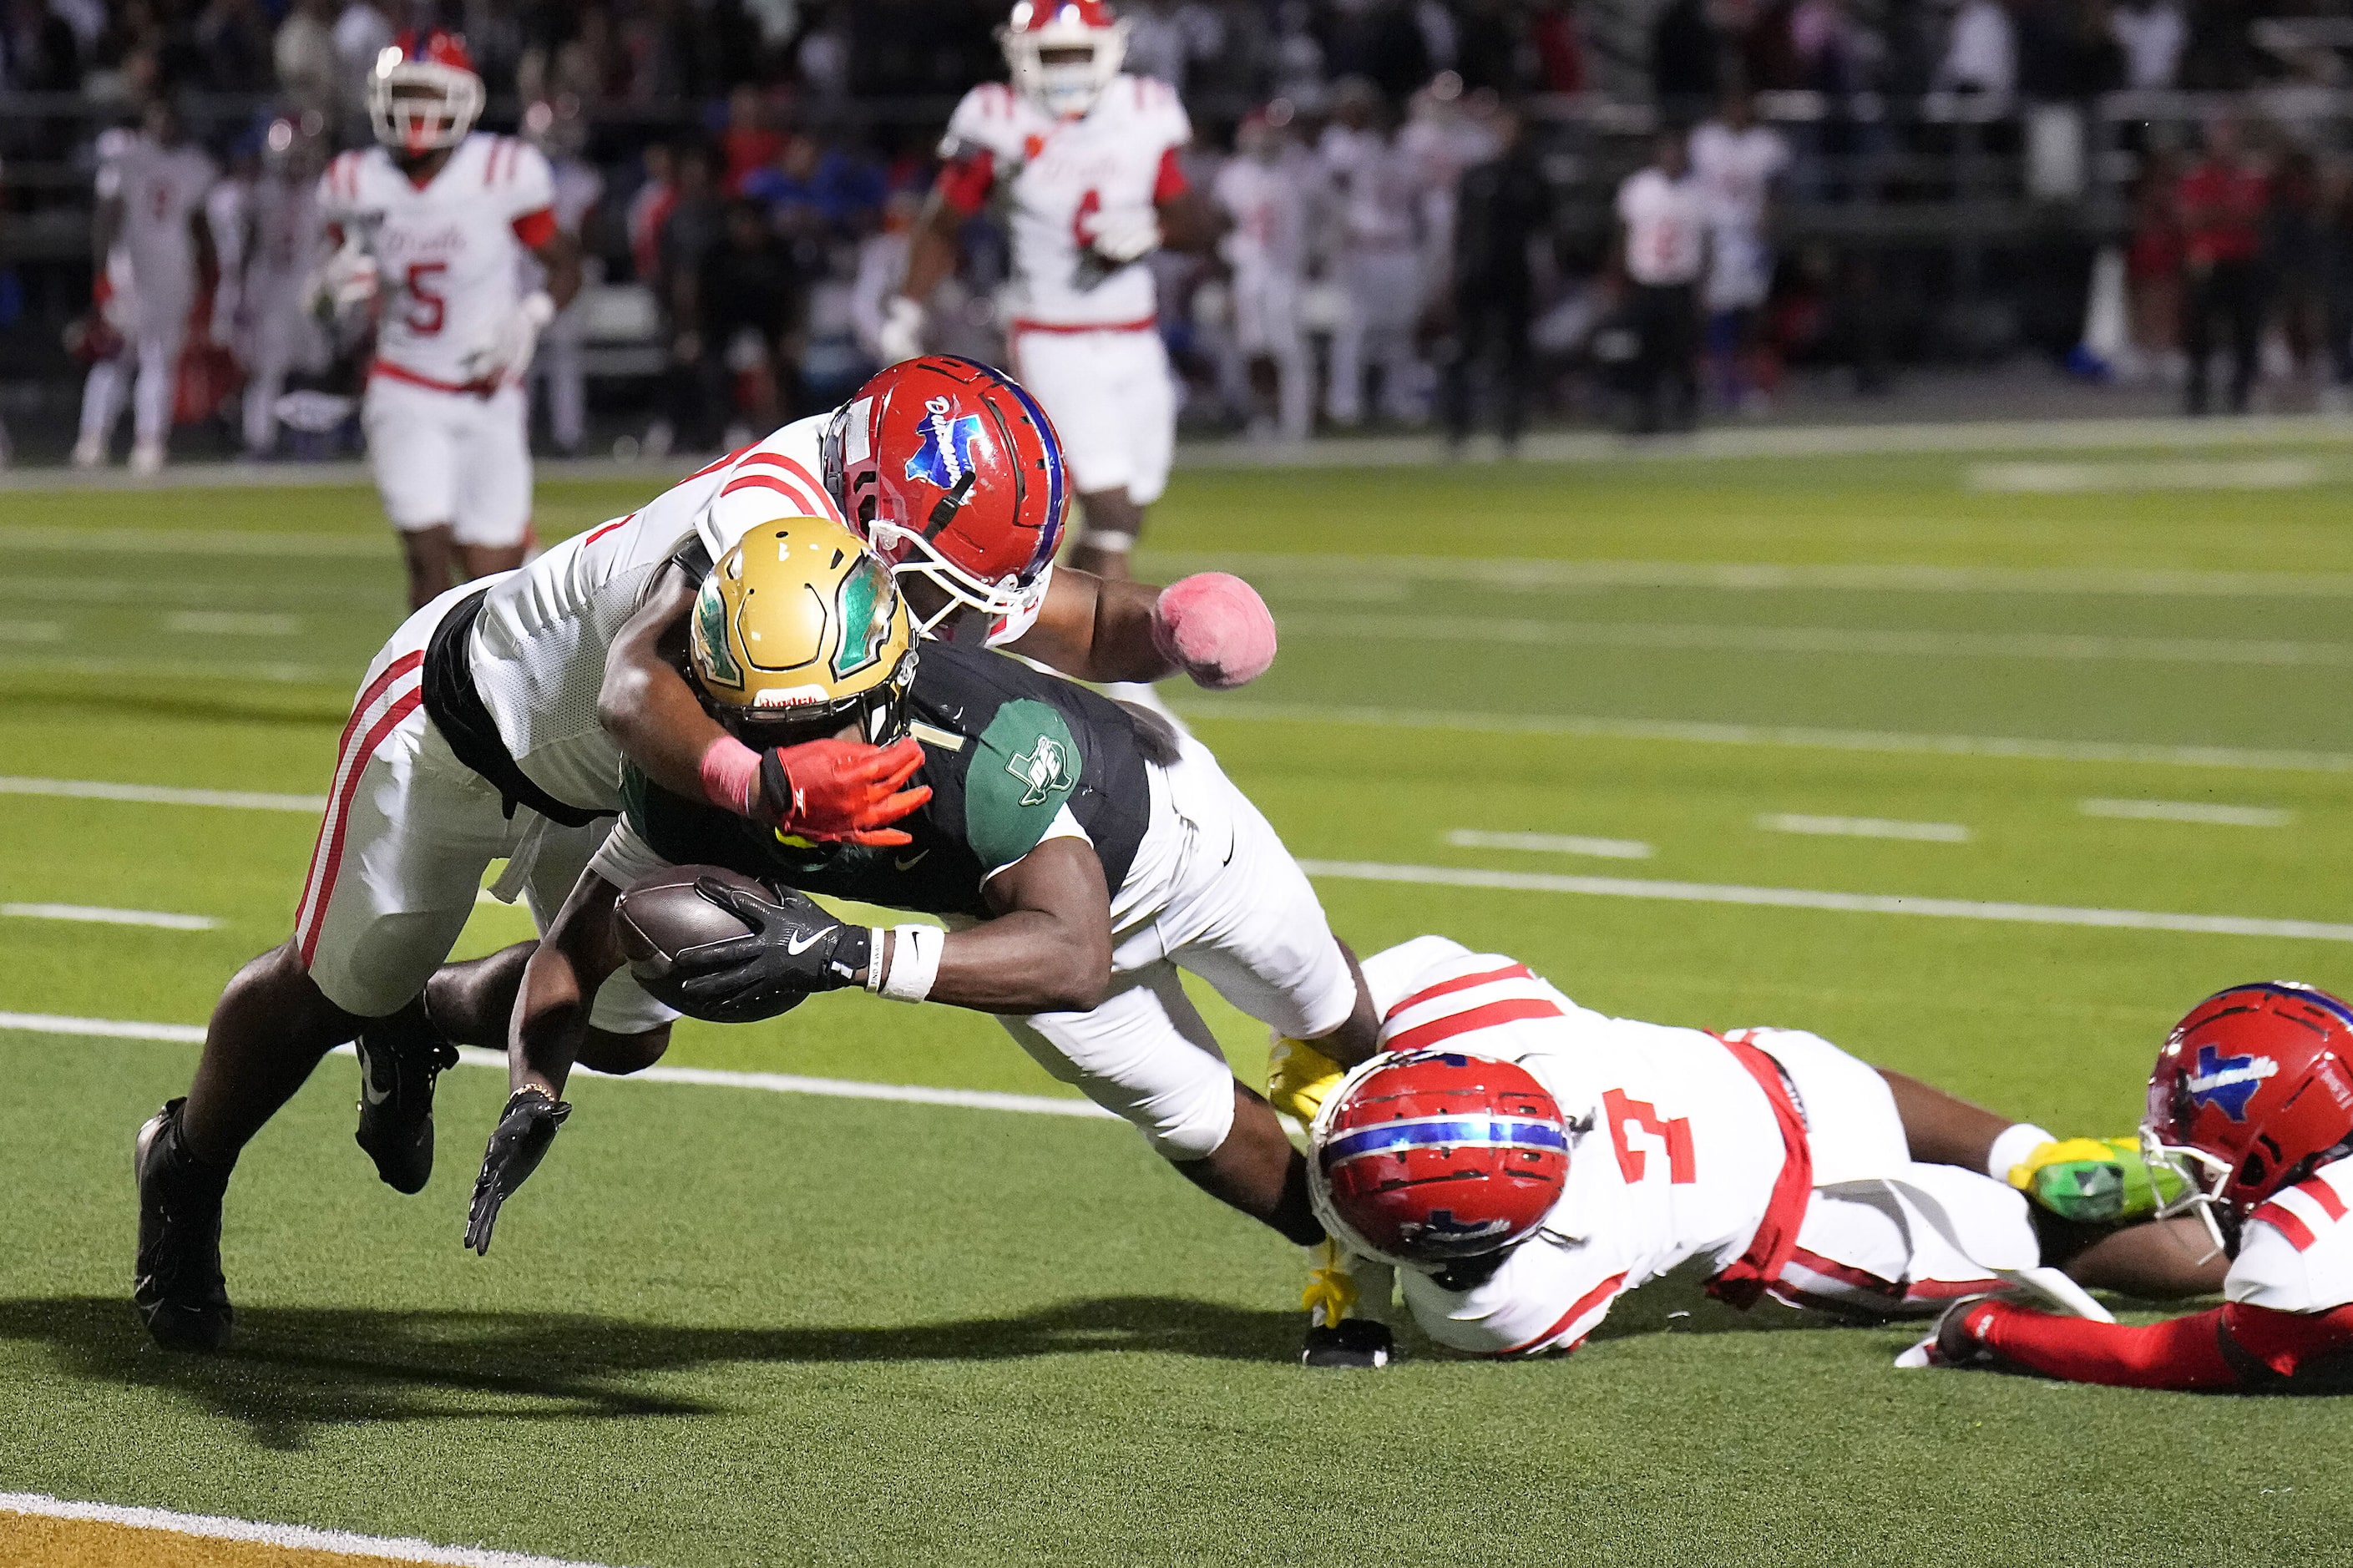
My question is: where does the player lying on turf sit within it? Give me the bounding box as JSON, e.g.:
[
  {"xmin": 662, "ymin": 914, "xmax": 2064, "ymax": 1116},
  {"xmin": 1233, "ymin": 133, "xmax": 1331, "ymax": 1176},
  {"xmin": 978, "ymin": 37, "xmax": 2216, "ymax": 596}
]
[
  {"xmin": 1271, "ymin": 936, "xmax": 2225, "ymax": 1368},
  {"xmin": 458, "ymin": 516, "xmax": 1379, "ymax": 1258},
  {"xmin": 132, "ymin": 357, "xmax": 1278, "ymax": 1351},
  {"xmin": 1918, "ymin": 982, "xmax": 2353, "ymax": 1392}
]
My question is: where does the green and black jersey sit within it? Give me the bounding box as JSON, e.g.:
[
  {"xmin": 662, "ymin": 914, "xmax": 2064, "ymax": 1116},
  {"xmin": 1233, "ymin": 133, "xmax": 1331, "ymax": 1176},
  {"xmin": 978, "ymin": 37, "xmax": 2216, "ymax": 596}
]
[{"xmin": 619, "ymin": 640, "xmax": 1158, "ymax": 918}]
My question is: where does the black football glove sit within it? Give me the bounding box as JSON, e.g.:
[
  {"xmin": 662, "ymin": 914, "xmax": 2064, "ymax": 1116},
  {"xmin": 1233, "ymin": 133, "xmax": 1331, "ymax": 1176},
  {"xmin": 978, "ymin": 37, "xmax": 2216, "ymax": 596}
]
[
  {"xmin": 669, "ymin": 877, "xmax": 872, "ymax": 1023},
  {"xmin": 465, "ymin": 1088, "xmax": 570, "ymax": 1257}
]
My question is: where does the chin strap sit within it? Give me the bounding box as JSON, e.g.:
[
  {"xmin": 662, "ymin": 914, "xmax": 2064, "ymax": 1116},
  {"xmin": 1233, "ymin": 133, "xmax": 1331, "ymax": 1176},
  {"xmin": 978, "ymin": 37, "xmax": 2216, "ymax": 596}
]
[{"xmin": 924, "ymin": 471, "xmax": 976, "ymax": 539}]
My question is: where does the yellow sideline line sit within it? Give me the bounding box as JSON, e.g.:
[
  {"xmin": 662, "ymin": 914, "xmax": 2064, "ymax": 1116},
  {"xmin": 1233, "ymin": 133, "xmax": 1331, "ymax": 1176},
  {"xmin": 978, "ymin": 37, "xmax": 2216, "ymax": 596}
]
[{"xmin": 0, "ymin": 1493, "xmax": 625, "ymax": 1568}]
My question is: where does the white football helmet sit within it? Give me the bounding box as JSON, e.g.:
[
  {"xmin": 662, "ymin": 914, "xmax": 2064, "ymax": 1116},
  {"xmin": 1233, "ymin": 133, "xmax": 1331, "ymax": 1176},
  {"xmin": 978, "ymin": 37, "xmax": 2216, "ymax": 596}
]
[
  {"xmin": 1000, "ymin": 1, "xmax": 1129, "ymax": 120},
  {"xmin": 367, "ymin": 30, "xmax": 485, "ymax": 156}
]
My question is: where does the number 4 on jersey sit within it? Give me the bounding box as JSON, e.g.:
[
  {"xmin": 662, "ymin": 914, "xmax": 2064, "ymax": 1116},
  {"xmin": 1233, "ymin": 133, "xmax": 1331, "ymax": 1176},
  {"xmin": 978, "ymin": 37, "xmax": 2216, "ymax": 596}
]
[{"xmin": 1604, "ymin": 1088, "xmax": 1695, "ymax": 1184}]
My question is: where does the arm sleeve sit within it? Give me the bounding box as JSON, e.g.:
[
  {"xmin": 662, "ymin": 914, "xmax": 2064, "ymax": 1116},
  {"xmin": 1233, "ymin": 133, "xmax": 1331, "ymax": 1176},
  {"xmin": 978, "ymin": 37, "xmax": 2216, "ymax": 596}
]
[
  {"xmin": 935, "ymin": 150, "xmax": 997, "ymax": 217},
  {"xmin": 1151, "ymin": 145, "xmax": 1189, "ymax": 205}
]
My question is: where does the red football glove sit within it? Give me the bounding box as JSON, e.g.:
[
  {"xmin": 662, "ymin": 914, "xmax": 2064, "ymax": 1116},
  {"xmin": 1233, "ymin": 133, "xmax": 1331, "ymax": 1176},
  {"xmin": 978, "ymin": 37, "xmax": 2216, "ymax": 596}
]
[
  {"xmin": 1149, "ymin": 572, "xmax": 1277, "ymax": 690},
  {"xmin": 756, "ymin": 736, "xmax": 931, "ymax": 846}
]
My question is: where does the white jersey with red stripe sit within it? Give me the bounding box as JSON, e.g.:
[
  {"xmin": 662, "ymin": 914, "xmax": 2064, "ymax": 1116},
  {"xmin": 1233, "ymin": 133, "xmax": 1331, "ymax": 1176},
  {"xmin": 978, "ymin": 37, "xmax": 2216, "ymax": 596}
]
[
  {"xmin": 1365, "ymin": 940, "xmax": 1787, "ymax": 1355},
  {"xmin": 319, "ymin": 134, "xmax": 555, "ymax": 390},
  {"xmin": 2231, "ymin": 1157, "xmax": 2353, "ymax": 1313},
  {"xmin": 940, "ymin": 76, "xmax": 1191, "ymax": 329},
  {"xmin": 105, "ymin": 134, "xmax": 217, "ymax": 331}
]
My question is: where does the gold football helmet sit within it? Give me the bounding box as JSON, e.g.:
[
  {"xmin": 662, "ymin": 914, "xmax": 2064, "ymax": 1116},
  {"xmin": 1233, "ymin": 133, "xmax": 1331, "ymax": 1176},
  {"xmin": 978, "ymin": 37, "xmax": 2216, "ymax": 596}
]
[{"xmin": 689, "ymin": 517, "xmax": 917, "ymax": 746}]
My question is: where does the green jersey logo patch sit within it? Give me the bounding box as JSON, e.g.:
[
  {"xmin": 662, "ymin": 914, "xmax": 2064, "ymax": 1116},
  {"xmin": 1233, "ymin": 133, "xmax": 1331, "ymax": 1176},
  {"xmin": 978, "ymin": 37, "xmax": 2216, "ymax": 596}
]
[
  {"xmin": 966, "ymin": 700, "xmax": 1084, "ymax": 872},
  {"xmin": 1008, "ymin": 734, "xmax": 1076, "ymax": 806}
]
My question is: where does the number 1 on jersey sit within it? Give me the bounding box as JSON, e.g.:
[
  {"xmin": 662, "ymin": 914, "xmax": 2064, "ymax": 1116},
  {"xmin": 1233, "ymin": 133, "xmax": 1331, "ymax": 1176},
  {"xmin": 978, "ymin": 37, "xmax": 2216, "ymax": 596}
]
[{"xmin": 1603, "ymin": 1088, "xmax": 1695, "ymax": 1185}]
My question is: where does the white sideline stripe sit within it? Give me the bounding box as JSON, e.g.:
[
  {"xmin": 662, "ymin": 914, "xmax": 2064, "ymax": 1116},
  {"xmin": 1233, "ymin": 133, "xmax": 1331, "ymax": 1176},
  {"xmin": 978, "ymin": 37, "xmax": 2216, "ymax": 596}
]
[
  {"xmin": 1172, "ymin": 700, "xmax": 2353, "ymax": 774},
  {"xmin": 0, "ymin": 776, "xmax": 326, "ymax": 811},
  {"xmin": 1293, "ymin": 860, "xmax": 2353, "ymax": 943},
  {"xmin": 2080, "ymin": 797, "xmax": 2293, "ymax": 827},
  {"xmin": 0, "ymin": 1012, "xmax": 205, "ymax": 1043},
  {"xmin": 0, "ymin": 526, "xmax": 389, "ymax": 556},
  {"xmin": 0, "ymin": 903, "xmax": 219, "ymax": 930},
  {"xmin": 1277, "ymin": 612, "xmax": 2353, "ymax": 668},
  {"xmin": 1445, "ymin": 828, "xmax": 1653, "ymax": 859},
  {"xmin": 0, "ymin": 1015, "xmax": 1118, "ymax": 1120},
  {"xmin": 1757, "ymin": 814, "xmax": 1971, "ymax": 843},
  {"xmin": 1150, "ymin": 551, "xmax": 2353, "ymax": 600},
  {"xmin": 1969, "ymin": 458, "xmax": 2335, "ymax": 493},
  {"xmin": 0, "ymin": 1491, "xmax": 626, "ymax": 1568}
]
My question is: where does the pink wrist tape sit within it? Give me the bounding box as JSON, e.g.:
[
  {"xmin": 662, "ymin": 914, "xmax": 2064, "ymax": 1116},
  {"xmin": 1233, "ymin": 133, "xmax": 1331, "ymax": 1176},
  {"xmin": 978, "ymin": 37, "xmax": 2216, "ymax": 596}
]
[{"xmin": 698, "ymin": 735, "xmax": 762, "ymax": 816}]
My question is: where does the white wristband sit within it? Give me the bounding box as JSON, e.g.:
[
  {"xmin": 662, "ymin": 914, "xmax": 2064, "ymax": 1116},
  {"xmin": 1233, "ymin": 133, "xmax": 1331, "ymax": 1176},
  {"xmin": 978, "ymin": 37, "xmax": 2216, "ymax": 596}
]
[
  {"xmin": 873, "ymin": 924, "xmax": 944, "ymax": 1003},
  {"xmin": 520, "ymin": 290, "xmax": 557, "ymax": 328}
]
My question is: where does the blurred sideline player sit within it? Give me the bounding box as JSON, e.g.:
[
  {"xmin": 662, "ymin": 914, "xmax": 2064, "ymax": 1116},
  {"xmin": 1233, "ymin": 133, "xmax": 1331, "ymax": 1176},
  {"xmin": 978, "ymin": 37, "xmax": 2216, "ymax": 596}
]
[
  {"xmin": 240, "ymin": 119, "xmax": 331, "ymax": 458},
  {"xmin": 131, "ymin": 355, "xmax": 1277, "ymax": 1351},
  {"xmin": 458, "ymin": 516, "xmax": 1379, "ymax": 1267},
  {"xmin": 1925, "ymin": 983, "xmax": 2353, "ymax": 1393},
  {"xmin": 878, "ymin": 0, "xmax": 1222, "ymax": 583},
  {"xmin": 1276, "ymin": 937, "xmax": 2223, "ymax": 1368},
  {"xmin": 1211, "ymin": 107, "xmax": 1313, "ymax": 443},
  {"xmin": 1318, "ymin": 78, "xmax": 1431, "ymax": 429},
  {"xmin": 313, "ymin": 30, "xmax": 581, "ymax": 610},
  {"xmin": 522, "ymin": 97, "xmax": 604, "ymax": 457},
  {"xmin": 74, "ymin": 96, "xmax": 216, "ymax": 475},
  {"xmin": 1688, "ymin": 88, "xmax": 1787, "ymax": 413}
]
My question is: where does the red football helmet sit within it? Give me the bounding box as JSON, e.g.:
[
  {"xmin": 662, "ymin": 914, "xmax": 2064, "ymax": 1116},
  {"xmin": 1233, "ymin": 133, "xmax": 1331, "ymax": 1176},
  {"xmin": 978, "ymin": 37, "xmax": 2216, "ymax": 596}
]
[
  {"xmin": 1308, "ymin": 1049, "xmax": 1571, "ymax": 1269},
  {"xmin": 2144, "ymin": 982, "xmax": 2353, "ymax": 1244},
  {"xmin": 368, "ymin": 31, "xmax": 484, "ymax": 155},
  {"xmin": 1001, "ymin": 2, "xmax": 1129, "ymax": 119},
  {"xmin": 820, "ymin": 356, "xmax": 1069, "ymax": 635}
]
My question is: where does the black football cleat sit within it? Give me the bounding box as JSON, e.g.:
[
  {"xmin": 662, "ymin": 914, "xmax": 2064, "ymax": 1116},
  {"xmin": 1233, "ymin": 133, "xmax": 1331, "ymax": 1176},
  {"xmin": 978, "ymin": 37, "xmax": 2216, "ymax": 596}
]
[
  {"xmin": 1301, "ymin": 1318, "xmax": 1394, "ymax": 1370},
  {"xmin": 133, "ymin": 1099, "xmax": 234, "ymax": 1352},
  {"xmin": 353, "ymin": 1000, "xmax": 461, "ymax": 1195}
]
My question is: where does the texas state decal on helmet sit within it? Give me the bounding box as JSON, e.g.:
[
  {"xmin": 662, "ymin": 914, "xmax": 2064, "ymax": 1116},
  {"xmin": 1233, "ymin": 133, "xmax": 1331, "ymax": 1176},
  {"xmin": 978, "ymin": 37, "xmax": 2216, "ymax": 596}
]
[
  {"xmin": 368, "ymin": 30, "xmax": 485, "ymax": 156},
  {"xmin": 1308, "ymin": 1049, "xmax": 1571, "ymax": 1270},
  {"xmin": 822, "ymin": 355, "xmax": 1068, "ymax": 634},
  {"xmin": 2144, "ymin": 981, "xmax": 2353, "ymax": 1239}
]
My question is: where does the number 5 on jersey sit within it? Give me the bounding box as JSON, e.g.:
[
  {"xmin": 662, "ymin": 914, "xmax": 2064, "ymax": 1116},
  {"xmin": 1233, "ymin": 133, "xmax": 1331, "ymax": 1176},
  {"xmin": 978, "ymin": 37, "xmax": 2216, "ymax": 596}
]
[{"xmin": 1604, "ymin": 1088, "xmax": 1695, "ymax": 1184}]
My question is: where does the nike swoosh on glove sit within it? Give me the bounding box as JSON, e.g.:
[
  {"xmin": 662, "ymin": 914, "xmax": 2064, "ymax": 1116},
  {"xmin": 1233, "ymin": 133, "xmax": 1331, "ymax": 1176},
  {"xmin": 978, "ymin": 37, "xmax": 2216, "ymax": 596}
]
[
  {"xmin": 1268, "ymin": 1034, "xmax": 1345, "ymax": 1125},
  {"xmin": 1150, "ymin": 573, "xmax": 1278, "ymax": 690},
  {"xmin": 757, "ymin": 736, "xmax": 933, "ymax": 846},
  {"xmin": 669, "ymin": 878, "xmax": 873, "ymax": 1023},
  {"xmin": 466, "ymin": 1088, "xmax": 570, "ymax": 1256}
]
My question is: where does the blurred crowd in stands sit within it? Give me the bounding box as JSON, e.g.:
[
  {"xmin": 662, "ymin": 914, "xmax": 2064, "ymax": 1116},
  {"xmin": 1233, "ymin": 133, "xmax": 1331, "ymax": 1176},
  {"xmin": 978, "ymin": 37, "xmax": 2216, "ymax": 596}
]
[{"xmin": 8, "ymin": 0, "xmax": 2353, "ymax": 462}]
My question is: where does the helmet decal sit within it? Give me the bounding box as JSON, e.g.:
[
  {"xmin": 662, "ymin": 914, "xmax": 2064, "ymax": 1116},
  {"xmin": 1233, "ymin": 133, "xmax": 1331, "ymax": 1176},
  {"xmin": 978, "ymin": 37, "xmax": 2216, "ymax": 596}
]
[
  {"xmin": 695, "ymin": 575, "xmax": 741, "ymax": 689},
  {"xmin": 904, "ymin": 397, "xmax": 989, "ymax": 496},
  {"xmin": 832, "ymin": 557, "xmax": 895, "ymax": 680},
  {"xmin": 2184, "ymin": 1044, "xmax": 2280, "ymax": 1122}
]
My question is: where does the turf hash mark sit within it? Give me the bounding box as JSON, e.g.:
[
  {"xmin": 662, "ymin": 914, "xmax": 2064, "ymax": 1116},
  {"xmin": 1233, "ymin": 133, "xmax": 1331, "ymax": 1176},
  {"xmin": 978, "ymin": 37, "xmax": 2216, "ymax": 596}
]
[
  {"xmin": 2079, "ymin": 798, "xmax": 2294, "ymax": 827},
  {"xmin": 0, "ymin": 903, "xmax": 220, "ymax": 930},
  {"xmin": 1445, "ymin": 829, "xmax": 1655, "ymax": 859},
  {"xmin": 1756, "ymin": 815, "xmax": 1971, "ymax": 843},
  {"xmin": 0, "ymin": 1492, "xmax": 627, "ymax": 1568}
]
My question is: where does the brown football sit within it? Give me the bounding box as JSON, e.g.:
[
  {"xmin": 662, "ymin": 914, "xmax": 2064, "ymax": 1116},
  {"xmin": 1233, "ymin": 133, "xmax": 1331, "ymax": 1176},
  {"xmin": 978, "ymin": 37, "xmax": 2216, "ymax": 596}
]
[{"xmin": 613, "ymin": 865, "xmax": 803, "ymax": 1018}]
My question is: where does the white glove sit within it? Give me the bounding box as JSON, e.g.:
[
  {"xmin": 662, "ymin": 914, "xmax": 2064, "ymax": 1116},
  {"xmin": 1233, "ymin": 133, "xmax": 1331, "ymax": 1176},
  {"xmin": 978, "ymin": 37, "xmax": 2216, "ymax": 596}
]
[
  {"xmin": 1084, "ymin": 205, "xmax": 1162, "ymax": 266},
  {"xmin": 463, "ymin": 290, "xmax": 556, "ymax": 389},
  {"xmin": 876, "ymin": 295, "xmax": 925, "ymax": 365},
  {"xmin": 309, "ymin": 237, "xmax": 379, "ymax": 319}
]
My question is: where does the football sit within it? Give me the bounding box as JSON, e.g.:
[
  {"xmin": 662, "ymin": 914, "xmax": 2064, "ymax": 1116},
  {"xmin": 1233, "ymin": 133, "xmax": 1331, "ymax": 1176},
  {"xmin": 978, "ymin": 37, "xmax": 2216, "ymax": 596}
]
[{"xmin": 613, "ymin": 864, "xmax": 805, "ymax": 1019}]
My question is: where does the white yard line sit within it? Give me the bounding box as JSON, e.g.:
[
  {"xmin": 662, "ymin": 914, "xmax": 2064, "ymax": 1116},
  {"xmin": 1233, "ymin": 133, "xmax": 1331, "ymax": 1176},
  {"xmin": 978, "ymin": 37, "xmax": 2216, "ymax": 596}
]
[
  {"xmin": 1757, "ymin": 814, "xmax": 1971, "ymax": 843},
  {"xmin": 0, "ymin": 526, "xmax": 387, "ymax": 555},
  {"xmin": 0, "ymin": 619, "xmax": 63, "ymax": 640},
  {"xmin": 0, "ymin": 776, "xmax": 326, "ymax": 812},
  {"xmin": 0, "ymin": 1491, "xmax": 629, "ymax": 1568},
  {"xmin": 1171, "ymin": 700, "xmax": 2353, "ymax": 774},
  {"xmin": 1445, "ymin": 829, "xmax": 1653, "ymax": 859},
  {"xmin": 0, "ymin": 1014, "xmax": 1118, "ymax": 1120},
  {"xmin": 1149, "ymin": 552, "xmax": 2353, "ymax": 600},
  {"xmin": 0, "ymin": 651, "xmax": 347, "ymax": 683},
  {"xmin": 0, "ymin": 903, "xmax": 219, "ymax": 930},
  {"xmin": 2080, "ymin": 798, "xmax": 2294, "ymax": 827},
  {"xmin": 1276, "ymin": 612, "xmax": 2353, "ymax": 668},
  {"xmin": 1293, "ymin": 859, "xmax": 2353, "ymax": 943}
]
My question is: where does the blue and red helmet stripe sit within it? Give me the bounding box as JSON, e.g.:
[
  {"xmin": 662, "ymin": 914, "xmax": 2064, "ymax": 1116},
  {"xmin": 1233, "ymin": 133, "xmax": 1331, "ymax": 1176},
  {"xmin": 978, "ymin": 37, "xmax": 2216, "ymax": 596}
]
[
  {"xmin": 1322, "ymin": 1116, "xmax": 1571, "ymax": 1169},
  {"xmin": 974, "ymin": 363, "xmax": 1066, "ymax": 576}
]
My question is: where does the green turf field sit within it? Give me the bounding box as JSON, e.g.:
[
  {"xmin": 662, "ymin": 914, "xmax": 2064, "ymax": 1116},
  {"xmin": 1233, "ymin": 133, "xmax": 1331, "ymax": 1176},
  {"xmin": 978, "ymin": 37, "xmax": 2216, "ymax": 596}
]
[{"xmin": 5, "ymin": 441, "xmax": 2353, "ymax": 1565}]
